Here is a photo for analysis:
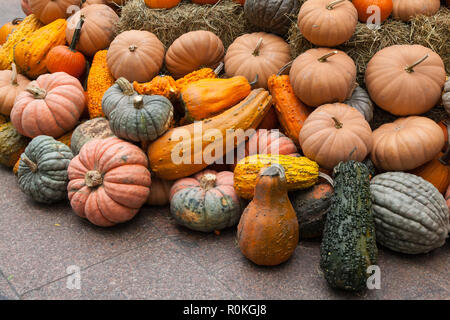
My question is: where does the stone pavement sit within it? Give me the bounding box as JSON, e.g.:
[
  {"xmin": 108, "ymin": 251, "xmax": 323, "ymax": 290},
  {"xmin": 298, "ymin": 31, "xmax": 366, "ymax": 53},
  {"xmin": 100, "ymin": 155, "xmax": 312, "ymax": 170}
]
[{"xmin": 0, "ymin": 1, "xmax": 449, "ymax": 300}]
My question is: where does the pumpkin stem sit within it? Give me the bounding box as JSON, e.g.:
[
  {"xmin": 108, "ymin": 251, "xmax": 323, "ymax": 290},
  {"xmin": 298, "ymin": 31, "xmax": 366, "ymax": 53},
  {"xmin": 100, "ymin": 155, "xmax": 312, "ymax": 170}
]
[
  {"xmin": 252, "ymin": 38, "xmax": 263, "ymax": 56},
  {"xmin": 69, "ymin": 15, "xmax": 85, "ymax": 52},
  {"xmin": 249, "ymin": 74, "xmax": 259, "ymax": 87},
  {"xmin": 129, "ymin": 45, "xmax": 137, "ymax": 52},
  {"xmin": 331, "ymin": 116, "xmax": 343, "ymax": 129},
  {"xmin": 21, "ymin": 155, "xmax": 37, "ymax": 173},
  {"xmin": 214, "ymin": 62, "xmax": 224, "ymax": 75},
  {"xmin": 116, "ymin": 77, "xmax": 135, "ymax": 96},
  {"xmin": 326, "ymin": 0, "xmax": 346, "ymax": 10},
  {"xmin": 319, "ymin": 172, "xmax": 334, "ymax": 187},
  {"xmin": 405, "ymin": 54, "xmax": 429, "ymax": 73},
  {"xmin": 277, "ymin": 61, "xmax": 293, "ymax": 76},
  {"xmin": 133, "ymin": 95, "xmax": 144, "ymax": 109},
  {"xmin": 26, "ymin": 85, "xmax": 46, "ymax": 99},
  {"xmin": 199, "ymin": 173, "xmax": 216, "ymax": 190},
  {"xmin": 318, "ymin": 51, "xmax": 338, "ymax": 62},
  {"xmin": 85, "ymin": 170, "xmax": 103, "ymax": 188},
  {"xmin": 10, "ymin": 63, "xmax": 18, "ymax": 85}
]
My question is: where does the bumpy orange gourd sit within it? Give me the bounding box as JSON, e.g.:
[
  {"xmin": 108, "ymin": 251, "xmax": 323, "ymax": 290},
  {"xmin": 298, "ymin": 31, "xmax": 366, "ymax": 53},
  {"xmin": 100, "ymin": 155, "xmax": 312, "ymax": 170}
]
[
  {"xmin": 134, "ymin": 75, "xmax": 178, "ymax": 101},
  {"xmin": 237, "ymin": 164, "xmax": 299, "ymax": 266},
  {"xmin": 175, "ymin": 66, "xmax": 219, "ymax": 91},
  {"xmin": 86, "ymin": 50, "xmax": 115, "ymax": 118},
  {"xmin": 0, "ymin": 63, "xmax": 30, "ymax": 116},
  {"xmin": 13, "ymin": 19, "xmax": 67, "ymax": 79},
  {"xmin": 148, "ymin": 88, "xmax": 273, "ymax": 180},
  {"xmin": 352, "ymin": 0, "xmax": 393, "ymax": 23},
  {"xmin": 145, "ymin": 0, "xmax": 180, "ymax": 8},
  {"xmin": 0, "ymin": 18, "xmax": 22, "ymax": 45},
  {"xmin": 409, "ymin": 150, "xmax": 450, "ymax": 194},
  {"xmin": 268, "ymin": 74, "xmax": 311, "ymax": 145}
]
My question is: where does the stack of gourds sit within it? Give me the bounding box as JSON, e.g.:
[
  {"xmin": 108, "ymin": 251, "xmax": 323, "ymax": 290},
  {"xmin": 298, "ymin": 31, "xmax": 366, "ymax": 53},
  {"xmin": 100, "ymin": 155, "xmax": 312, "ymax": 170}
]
[{"xmin": 0, "ymin": 0, "xmax": 448, "ymax": 294}]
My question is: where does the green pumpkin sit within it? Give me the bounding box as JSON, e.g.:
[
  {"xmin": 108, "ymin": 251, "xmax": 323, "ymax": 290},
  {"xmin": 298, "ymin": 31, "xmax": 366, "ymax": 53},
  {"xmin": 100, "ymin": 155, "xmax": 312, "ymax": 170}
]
[
  {"xmin": 102, "ymin": 78, "xmax": 173, "ymax": 142},
  {"xmin": 17, "ymin": 135, "xmax": 73, "ymax": 204},
  {"xmin": 344, "ymin": 86, "xmax": 374, "ymax": 122}
]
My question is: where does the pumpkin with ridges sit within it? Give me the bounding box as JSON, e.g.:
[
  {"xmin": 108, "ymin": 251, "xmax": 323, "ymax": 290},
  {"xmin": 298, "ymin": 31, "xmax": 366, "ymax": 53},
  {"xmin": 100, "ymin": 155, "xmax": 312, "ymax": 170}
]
[
  {"xmin": 29, "ymin": 0, "xmax": 80, "ymax": 24},
  {"xmin": 344, "ymin": 86, "xmax": 373, "ymax": 122},
  {"xmin": 70, "ymin": 118, "xmax": 115, "ymax": 156},
  {"xmin": 392, "ymin": 0, "xmax": 440, "ymax": 21},
  {"xmin": 0, "ymin": 63, "xmax": 30, "ymax": 116}
]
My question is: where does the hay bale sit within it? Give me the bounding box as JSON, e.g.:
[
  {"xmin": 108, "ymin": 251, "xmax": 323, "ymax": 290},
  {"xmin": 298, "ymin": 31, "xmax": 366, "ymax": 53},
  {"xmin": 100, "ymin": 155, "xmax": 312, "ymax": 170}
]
[{"xmin": 116, "ymin": 0, "xmax": 256, "ymax": 49}]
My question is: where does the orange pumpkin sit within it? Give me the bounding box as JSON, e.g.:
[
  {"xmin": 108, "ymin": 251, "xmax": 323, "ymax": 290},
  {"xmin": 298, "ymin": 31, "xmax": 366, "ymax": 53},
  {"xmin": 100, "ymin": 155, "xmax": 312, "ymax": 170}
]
[
  {"xmin": 29, "ymin": 0, "xmax": 80, "ymax": 24},
  {"xmin": 107, "ymin": 30, "xmax": 165, "ymax": 83},
  {"xmin": 147, "ymin": 174, "xmax": 173, "ymax": 206},
  {"xmin": 68, "ymin": 137, "xmax": 151, "ymax": 227},
  {"xmin": 145, "ymin": 0, "xmax": 180, "ymax": 8},
  {"xmin": 438, "ymin": 119, "xmax": 449, "ymax": 151},
  {"xmin": 299, "ymin": 103, "xmax": 373, "ymax": 170},
  {"xmin": 0, "ymin": 18, "xmax": 23, "ymax": 45},
  {"xmin": 10, "ymin": 72, "xmax": 85, "ymax": 138},
  {"xmin": 165, "ymin": 31, "xmax": 224, "ymax": 79},
  {"xmin": 409, "ymin": 150, "xmax": 450, "ymax": 194},
  {"xmin": 352, "ymin": 0, "xmax": 393, "ymax": 23},
  {"xmin": 392, "ymin": 0, "xmax": 440, "ymax": 21},
  {"xmin": 0, "ymin": 63, "xmax": 30, "ymax": 116},
  {"xmin": 365, "ymin": 45, "xmax": 446, "ymax": 116}
]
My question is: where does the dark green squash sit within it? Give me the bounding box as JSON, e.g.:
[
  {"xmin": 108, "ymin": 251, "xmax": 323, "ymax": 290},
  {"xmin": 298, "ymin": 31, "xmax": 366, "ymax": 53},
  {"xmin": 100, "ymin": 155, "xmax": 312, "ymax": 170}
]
[{"xmin": 320, "ymin": 160, "xmax": 377, "ymax": 292}]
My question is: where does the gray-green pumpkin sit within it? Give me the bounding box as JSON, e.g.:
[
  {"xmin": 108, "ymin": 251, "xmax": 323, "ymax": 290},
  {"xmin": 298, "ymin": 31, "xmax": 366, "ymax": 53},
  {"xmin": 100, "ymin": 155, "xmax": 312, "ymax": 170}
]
[
  {"xmin": 370, "ymin": 172, "xmax": 449, "ymax": 254},
  {"xmin": 103, "ymin": 78, "xmax": 173, "ymax": 142},
  {"xmin": 70, "ymin": 117, "xmax": 114, "ymax": 155},
  {"xmin": 17, "ymin": 135, "xmax": 74, "ymax": 204},
  {"xmin": 344, "ymin": 86, "xmax": 374, "ymax": 122},
  {"xmin": 244, "ymin": 0, "xmax": 300, "ymax": 35}
]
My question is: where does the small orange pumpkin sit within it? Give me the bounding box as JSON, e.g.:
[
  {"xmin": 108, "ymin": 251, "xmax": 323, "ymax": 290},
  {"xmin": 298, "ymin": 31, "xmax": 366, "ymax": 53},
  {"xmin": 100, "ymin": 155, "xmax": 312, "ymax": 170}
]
[
  {"xmin": 0, "ymin": 18, "xmax": 23, "ymax": 45},
  {"xmin": 145, "ymin": 0, "xmax": 180, "ymax": 8},
  {"xmin": 352, "ymin": 0, "xmax": 393, "ymax": 23},
  {"xmin": 409, "ymin": 149, "xmax": 450, "ymax": 194}
]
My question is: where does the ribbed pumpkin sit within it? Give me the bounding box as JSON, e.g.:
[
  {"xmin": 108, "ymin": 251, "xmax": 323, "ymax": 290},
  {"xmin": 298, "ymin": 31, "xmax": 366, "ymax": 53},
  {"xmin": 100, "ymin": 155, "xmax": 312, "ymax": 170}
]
[
  {"xmin": 234, "ymin": 154, "xmax": 319, "ymax": 200},
  {"xmin": 13, "ymin": 19, "xmax": 67, "ymax": 79},
  {"xmin": 344, "ymin": 86, "xmax": 373, "ymax": 122},
  {"xmin": 170, "ymin": 170, "xmax": 244, "ymax": 232},
  {"xmin": 237, "ymin": 164, "xmax": 299, "ymax": 266},
  {"xmin": 299, "ymin": 103, "xmax": 373, "ymax": 170},
  {"xmin": 224, "ymin": 32, "xmax": 291, "ymax": 89},
  {"xmin": 107, "ymin": 30, "xmax": 165, "ymax": 83},
  {"xmin": 17, "ymin": 135, "xmax": 73, "ymax": 203},
  {"xmin": 29, "ymin": 0, "xmax": 80, "ymax": 24},
  {"xmin": 147, "ymin": 174, "xmax": 173, "ymax": 206},
  {"xmin": 0, "ymin": 18, "xmax": 23, "ymax": 45},
  {"xmin": 0, "ymin": 14, "xmax": 43, "ymax": 71},
  {"xmin": 244, "ymin": 0, "xmax": 300, "ymax": 35},
  {"xmin": 392, "ymin": 0, "xmax": 440, "ymax": 21},
  {"xmin": 105, "ymin": 79, "xmax": 174, "ymax": 142},
  {"xmin": 297, "ymin": 0, "xmax": 358, "ymax": 47},
  {"xmin": 67, "ymin": 137, "xmax": 151, "ymax": 227},
  {"xmin": 290, "ymin": 49, "xmax": 357, "ymax": 107},
  {"xmin": 165, "ymin": 31, "xmax": 224, "ymax": 79},
  {"xmin": 11, "ymin": 72, "xmax": 85, "ymax": 139},
  {"xmin": 371, "ymin": 172, "xmax": 448, "ymax": 254},
  {"xmin": 145, "ymin": 0, "xmax": 180, "ymax": 8},
  {"xmin": 0, "ymin": 63, "xmax": 30, "ymax": 116},
  {"xmin": 352, "ymin": 0, "xmax": 393, "ymax": 23},
  {"xmin": 365, "ymin": 45, "xmax": 446, "ymax": 116},
  {"xmin": 0, "ymin": 122, "xmax": 30, "ymax": 168},
  {"xmin": 70, "ymin": 118, "xmax": 114, "ymax": 155},
  {"xmin": 409, "ymin": 150, "xmax": 450, "ymax": 194},
  {"xmin": 442, "ymin": 78, "xmax": 450, "ymax": 115},
  {"xmin": 66, "ymin": 4, "xmax": 119, "ymax": 57},
  {"xmin": 371, "ymin": 116, "xmax": 445, "ymax": 171}
]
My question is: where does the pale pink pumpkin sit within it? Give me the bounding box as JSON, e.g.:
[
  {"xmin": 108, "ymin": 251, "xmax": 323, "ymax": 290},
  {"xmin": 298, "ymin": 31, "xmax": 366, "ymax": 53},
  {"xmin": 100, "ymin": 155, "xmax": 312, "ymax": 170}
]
[{"xmin": 0, "ymin": 63, "xmax": 30, "ymax": 116}]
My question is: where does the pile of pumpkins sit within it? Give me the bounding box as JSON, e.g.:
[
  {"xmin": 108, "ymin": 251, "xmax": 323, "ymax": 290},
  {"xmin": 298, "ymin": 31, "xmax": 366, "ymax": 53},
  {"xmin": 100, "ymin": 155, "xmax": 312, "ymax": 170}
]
[{"xmin": 0, "ymin": 0, "xmax": 449, "ymax": 293}]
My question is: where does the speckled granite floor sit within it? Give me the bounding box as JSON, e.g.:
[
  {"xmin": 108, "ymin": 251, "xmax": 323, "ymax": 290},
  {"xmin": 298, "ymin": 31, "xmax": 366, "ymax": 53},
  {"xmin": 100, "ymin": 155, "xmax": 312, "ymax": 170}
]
[{"xmin": 0, "ymin": 0, "xmax": 449, "ymax": 300}]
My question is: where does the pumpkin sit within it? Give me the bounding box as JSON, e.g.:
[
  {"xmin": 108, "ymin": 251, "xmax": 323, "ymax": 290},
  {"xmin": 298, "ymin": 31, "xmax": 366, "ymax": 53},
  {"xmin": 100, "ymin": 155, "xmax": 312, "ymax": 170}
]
[
  {"xmin": 11, "ymin": 72, "xmax": 85, "ymax": 139},
  {"xmin": 438, "ymin": 119, "xmax": 449, "ymax": 151},
  {"xmin": 70, "ymin": 118, "xmax": 114, "ymax": 155},
  {"xmin": 107, "ymin": 30, "xmax": 165, "ymax": 83},
  {"xmin": 371, "ymin": 116, "xmax": 445, "ymax": 171},
  {"xmin": 180, "ymin": 76, "xmax": 253, "ymax": 123},
  {"xmin": 224, "ymin": 32, "xmax": 291, "ymax": 89},
  {"xmin": 133, "ymin": 75, "xmax": 178, "ymax": 101},
  {"xmin": 290, "ymin": 49, "xmax": 357, "ymax": 107},
  {"xmin": 409, "ymin": 149, "xmax": 450, "ymax": 194},
  {"xmin": 392, "ymin": 0, "xmax": 440, "ymax": 21},
  {"xmin": 22, "ymin": 0, "xmax": 33, "ymax": 15},
  {"xmin": 299, "ymin": 103, "xmax": 373, "ymax": 170},
  {"xmin": 234, "ymin": 154, "xmax": 319, "ymax": 200},
  {"xmin": 320, "ymin": 160, "xmax": 377, "ymax": 292},
  {"xmin": 101, "ymin": 77, "xmax": 135, "ymax": 118},
  {"xmin": 13, "ymin": 19, "xmax": 67, "ymax": 79},
  {"xmin": 371, "ymin": 172, "xmax": 448, "ymax": 254},
  {"xmin": 29, "ymin": 0, "xmax": 80, "ymax": 24},
  {"xmin": 46, "ymin": 16, "xmax": 86, "ymax": 79},
  {"xmin": 0, "ymin": 122, "xmax": 30, "ymax": 168},
  {"xmin": 67, "ymin": 137, "xmax": 151, "ymax": 227},
  {"xmin": 145, "ymin": 0, "xmax": 180, "ymax": 8},
  {"xmin": 165, "ymin": 31, "xmax": 224, "ymax": 79},
  {"xmin": 66, "ymin": 4, "xmax": 119, "ymax": 57},
  {"xmin": 365, "ymin": 45, "xmax": 446, "ymax": 116},
  {"xmin": 443, "ymin": 78, "xmax": 450, "ymax": 115},
  {"xmin": 147, "ymin": 174, "xmax": 173, "ymax": 206},
  {"xmin": 174, "ymin": 65, "xmax": 220, "ymax": 91},
  {"xmin": 0, "ymin": 63, "xmax": 30, "ymax": 116},
  {"xmin": 344, "ymin": 86, "xmax": 373, "ymax": 122},
  {"xmin": 0, "ymin": 15, "xmax": 43, "ymax": 71},
  {"xmin": 352, "ymin": 0, "xmax": 393, "ymax": 23},
  {"xmin": 237, "ymin": 164, "xmax": 299, "ymax": 266},
  {"xmin": 86, "ymin": 50, "xmax": 115, "ymax": 119},
  {"xmin": 244, "ymin": 0, "xmax": 300, "ymax": 35},
  {"xmin": 105, "ymin": 79, "xmax": 174, "ymax": 142},
  {"xmin": 170, "ymin": 170, "xmax": 244, "ymax": 232},
  {"xmin": 298, "ymin": 0, "xmax": 358, "ymax": 47},
  {"xmin": 0, "ymin": 18, "xmax": 23, "ymax": 45},
  {"xmin": 148, "ymin": 88, "xmax": 273, "ymax": 180},
  {"xmin": 289, "ymin": 178, "xmax": 334, "ymax": 239},
  {"xmin": 268, "ymin": 73, "xmax": 311, "ymax": 145},
  {"xmin": 17, "ymin": 135, "xmax": 73, "ymax": 203}
]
